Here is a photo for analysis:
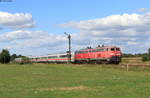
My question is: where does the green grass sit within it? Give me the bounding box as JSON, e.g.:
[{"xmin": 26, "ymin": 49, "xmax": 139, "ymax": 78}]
[{"xmin": 0, "ymin": 64, "xmax": 150, "ymax": 98}]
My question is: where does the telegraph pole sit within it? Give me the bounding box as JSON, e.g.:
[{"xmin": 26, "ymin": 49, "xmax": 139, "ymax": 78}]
[{"xmin": 64, "ymin": 32, "xmax": 71, "ymax": 63}]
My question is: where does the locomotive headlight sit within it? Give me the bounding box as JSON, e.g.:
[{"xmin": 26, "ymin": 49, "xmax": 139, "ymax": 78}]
[
  {"xmin": 116, "ymin": 53, "xmax": 121, "ymax": 55},
  {"xmin": 110, "ymin": 53, "xmax": 115, "ymax": 55},
  {"xmin": 110, "ymin": 53, "xmax": 120, "ymax": 56}
]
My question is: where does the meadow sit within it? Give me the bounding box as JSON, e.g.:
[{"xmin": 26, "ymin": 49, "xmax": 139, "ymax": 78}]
[{"xmin": 0, "ymin": 63, "xmax": 150, "ymax": 98}]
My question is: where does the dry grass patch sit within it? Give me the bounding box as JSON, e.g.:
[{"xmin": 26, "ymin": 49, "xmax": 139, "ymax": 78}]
[{"xmin": 36, "ymin": 85, "xmax": 89, "ymax": 92}]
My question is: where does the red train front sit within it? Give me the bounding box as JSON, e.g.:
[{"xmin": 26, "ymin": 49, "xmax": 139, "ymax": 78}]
[{"xmin": 74, "ymin": 45, "xmax": 121, "ymax": 64}]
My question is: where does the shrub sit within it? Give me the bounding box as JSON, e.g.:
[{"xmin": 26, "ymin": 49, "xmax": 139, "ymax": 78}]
[{"xmin": 142, "ymin": 55, "xmax": 150, "ymax": 62}]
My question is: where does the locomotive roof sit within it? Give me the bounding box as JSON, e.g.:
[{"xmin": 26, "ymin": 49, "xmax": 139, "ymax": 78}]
[{"xmin": 76, "ymin": 46, "xmax": 120, "ymax": 51}]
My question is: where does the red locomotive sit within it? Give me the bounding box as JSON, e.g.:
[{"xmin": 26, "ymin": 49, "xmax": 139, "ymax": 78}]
[
  {"xmin": 74, "ymin": 45, "xmax": 121, "ymax": 64},
  {"xmin": 28, "ymin": 45, "xmax": 121, "ymax": 64}
]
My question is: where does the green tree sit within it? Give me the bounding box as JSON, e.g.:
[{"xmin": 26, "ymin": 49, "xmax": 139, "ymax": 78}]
[{"xmin": 0, "ymin": 49, "xmax": 10, "ymax": 64}]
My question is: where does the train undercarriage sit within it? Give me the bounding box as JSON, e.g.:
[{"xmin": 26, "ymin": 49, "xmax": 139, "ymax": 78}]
[{"xmin": 74, "ymin": 56, "xmax": 121, "ymax": 64}]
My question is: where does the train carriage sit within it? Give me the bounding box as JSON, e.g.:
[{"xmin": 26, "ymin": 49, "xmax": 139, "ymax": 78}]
[{"xmin": 29, "ymin": 53, "xmax": 74, "ymax": 63}]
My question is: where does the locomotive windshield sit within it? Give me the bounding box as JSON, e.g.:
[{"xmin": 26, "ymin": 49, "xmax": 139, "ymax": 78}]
[
  {"xmin": 116, "ymin": 48, "xmax": 120, "ymax": 51},
  {"xmin": 111, "ymin": 48, "xmax": 120, "ymax": 51},
  {"xmin": 111, "ymin": 48, "xmax": 115, "ymax": 51}
]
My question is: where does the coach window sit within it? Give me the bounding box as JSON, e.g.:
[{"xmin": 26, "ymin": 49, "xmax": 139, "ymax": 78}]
[{"xmin": 60, "ymin": 55, "xmax": 67, "ymax": 57}]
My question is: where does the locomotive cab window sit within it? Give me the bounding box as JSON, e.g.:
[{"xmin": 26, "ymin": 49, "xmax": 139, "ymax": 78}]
[
  {"xmin": 116, "ymin": 48, "xmax": 120, "ymax": 51},
  {"xmin": 111, "ymin": 48, "xmax": 115, "ymax": 51}
]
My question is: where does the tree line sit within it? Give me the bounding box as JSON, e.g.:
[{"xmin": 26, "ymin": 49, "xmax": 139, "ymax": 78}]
[
  {"xmin": 0, "ymin": 48, "xmax": 150, "ymax": 64},
  {"xmin": 122, "ymin": 48, "xmax": 150, "ymax": 62},
  {"xmin": 122, "ymin": 53, "xmax": 147, "ymax": 58},
  {"xmin": 0, "ymin": 49, "xmax": 24, "ymax": 64}
]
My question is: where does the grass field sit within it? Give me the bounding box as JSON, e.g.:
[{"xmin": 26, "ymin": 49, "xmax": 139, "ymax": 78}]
[{"xmin": 0, "ymin": 64, "xmax": 150, "ymax": 98}]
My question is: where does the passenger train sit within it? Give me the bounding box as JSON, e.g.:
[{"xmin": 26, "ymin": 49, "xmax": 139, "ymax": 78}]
[{"xmin": 29, "ymin": 45, "xmax": 121, "ymax": 64}]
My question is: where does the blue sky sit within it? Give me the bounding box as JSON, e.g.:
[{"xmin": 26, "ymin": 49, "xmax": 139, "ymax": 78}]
[{"xmin": 0, "ymin": 0, "xmax": 150, "ymax": 56}]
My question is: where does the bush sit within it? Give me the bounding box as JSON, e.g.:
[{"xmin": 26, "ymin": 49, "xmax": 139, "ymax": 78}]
[{"xmin": 142, "ymin": 55, "xmax": 150, "ymax": 62}]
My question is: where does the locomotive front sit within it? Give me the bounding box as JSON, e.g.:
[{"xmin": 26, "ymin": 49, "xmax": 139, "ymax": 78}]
[{"xmin": 106, "ymin": 46, "xmax": 121, "ymax": 64}]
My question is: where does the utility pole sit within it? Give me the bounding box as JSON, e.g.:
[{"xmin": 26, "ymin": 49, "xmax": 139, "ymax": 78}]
[{"xmin": 64, "ymin": 32, "xmax": 71, "ymax": 63}]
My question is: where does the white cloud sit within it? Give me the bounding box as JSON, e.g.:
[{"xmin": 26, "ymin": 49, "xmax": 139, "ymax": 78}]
[
  {"xmin": 60, "ymin": 12, "xmax": 150, "ymax": 53},
  {"xmin": 0, "ymin": 30, "xmax": 66, "ymax": 45},
  {"xmin": 127, "ymin": 41, "xmax": 138, "ymax": 45},
  {"xmin": 0, "ymin": 30, "xmax": 68, "ymax": 55},
  {"xmin": 61, "ymin": 13, "xmax": 142, "ymax": 31},
  {"xmin": 1, "ymin": 11, "xmax": 150, "ymax": 55},
  {"xmin": 0, "ymin": 12, "xmax": 35, "ymax": 29},
  {"xmin": 138, "ymin": 8, "xmax": 148, "ymax": 12}
]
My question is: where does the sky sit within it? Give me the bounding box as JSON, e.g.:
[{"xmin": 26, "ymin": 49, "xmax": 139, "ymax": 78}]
[{"xmin": 0, "ymin": 0, "xmax": 150, "ymax": 56}]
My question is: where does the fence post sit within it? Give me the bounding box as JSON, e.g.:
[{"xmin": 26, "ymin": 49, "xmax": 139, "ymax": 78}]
[
  {"xmin": 142, "ymin": 64, "xmax": 145, "ymax": 70},
  {"xmin": 126, "ymin": 64, "xmax": 129, "ymax": 72}
]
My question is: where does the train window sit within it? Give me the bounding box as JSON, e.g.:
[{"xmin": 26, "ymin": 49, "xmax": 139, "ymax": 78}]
[
  {"xmin": 111, "ymin": 48, "xmax": 115, "ymax": 51},
  {"xmin": 92, "ymin": 49, "xmax": 96, "ymax": 52},
  {"xmin": 89, "ymin": 50, "xmax": 92, "ymax": 52},
  {"xmin": 93, "ymin": 48, "xmax": 105, "ymax": 52},
  {"xmin": 76, "ymin": 51, "xmax": 81, "ymax": 54},
  {"xmin": 103, "ymin": 48, "xmax": 107, "ymax": 51},
  {"xmin": 42, "ymin": 57, "xmax": 47, "ymax": 59},
  {"xmin": 75, "ymin": 51, "xmax": 78, "ymax": 54},
  {"xmin": 100, "ymin": 49, "xmax": 104, "ymax": 51},
  {"xmin": 116, "ymin": 48, "xmax": 120, "ymax": 51},
  {"xmin": 85, "ymin": 51, "xmax": 88, "ymax": 53},
  {"xmin": 79, "ymin": 51, "xmax": 88, "ymax": 53},
  {"xmin": 96, "ymin": 49, "xmax": 99, "ymax": 52},
  {"xmin": 79, "ymin": 51, "xmax": 82, "ymax": 53},
  {"xmin": 48, "ymin": 56, "xmax": 57, "ymax": 58},
  {"xmin": 60, "ymin": 55, "xmax": 68, "ymax": 57},
  {"xmin": 82, "ymin": 51, "xmax": 85, "ymax": 53},
  {"xmin": 96, "ymin": 49, "xmax": 100, "ymax": 52}
]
